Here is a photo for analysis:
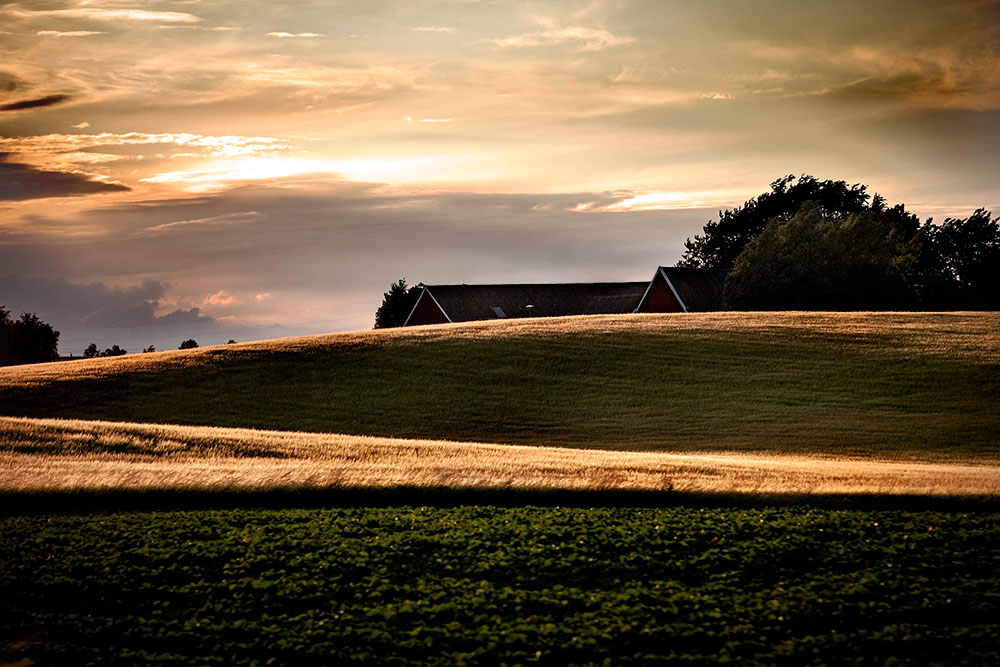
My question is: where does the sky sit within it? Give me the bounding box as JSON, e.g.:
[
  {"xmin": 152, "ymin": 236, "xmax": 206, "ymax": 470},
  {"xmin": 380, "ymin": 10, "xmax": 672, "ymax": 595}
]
[{"xmin": 1, "ymin": 0, "xmax": 998, "ymax": 354}]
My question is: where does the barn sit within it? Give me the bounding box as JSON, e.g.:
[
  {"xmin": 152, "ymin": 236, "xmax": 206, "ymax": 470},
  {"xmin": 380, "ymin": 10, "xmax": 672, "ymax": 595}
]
[
  {"xmin": 634, "ymin": 266, "xmax": 728, "ymax": 313},
  {"xmin": 402, "ymin": 267, "xmax": 727, "ymax": 326}
]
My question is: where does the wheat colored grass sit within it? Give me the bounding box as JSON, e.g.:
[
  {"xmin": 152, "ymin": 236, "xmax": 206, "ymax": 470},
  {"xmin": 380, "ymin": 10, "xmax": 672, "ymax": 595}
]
[{"xmin": 3, "ymin": 417, "xmax": 998, "ymax": 496}]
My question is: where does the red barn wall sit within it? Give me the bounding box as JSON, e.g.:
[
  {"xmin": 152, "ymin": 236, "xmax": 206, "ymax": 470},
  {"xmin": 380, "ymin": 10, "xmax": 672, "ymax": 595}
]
[
  {"xmin": 405, "ymin": 292, "xmax": 450, "ymax": 326},
  {"xmin": 636, "ymin": 274, "xmax": 683, "ymax": 313}
]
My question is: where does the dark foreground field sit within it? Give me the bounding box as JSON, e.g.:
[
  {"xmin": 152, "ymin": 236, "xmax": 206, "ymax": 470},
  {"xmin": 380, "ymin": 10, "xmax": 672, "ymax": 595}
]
[{"xmin": 2, "ymin": 506, "xmax": 998, "ymax": 666}]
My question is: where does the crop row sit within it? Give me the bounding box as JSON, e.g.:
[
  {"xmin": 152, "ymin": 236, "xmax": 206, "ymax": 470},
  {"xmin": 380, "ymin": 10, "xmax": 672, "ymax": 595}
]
[{"xmin": 1, "ymin": 506, "xmax": 998, "ymax": 665}]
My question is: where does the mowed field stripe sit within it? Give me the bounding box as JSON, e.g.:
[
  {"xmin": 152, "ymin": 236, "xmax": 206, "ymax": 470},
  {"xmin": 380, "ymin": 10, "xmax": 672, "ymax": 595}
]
[{"xmin": 3, "ymin": 417, "xmax": 998, "ymax": 496}]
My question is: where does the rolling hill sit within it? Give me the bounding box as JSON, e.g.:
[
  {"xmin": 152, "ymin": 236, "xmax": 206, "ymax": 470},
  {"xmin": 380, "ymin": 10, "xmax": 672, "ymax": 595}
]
[{"xmin": 1, "ymin": 311, "xmax": 996, "ymax": 459}]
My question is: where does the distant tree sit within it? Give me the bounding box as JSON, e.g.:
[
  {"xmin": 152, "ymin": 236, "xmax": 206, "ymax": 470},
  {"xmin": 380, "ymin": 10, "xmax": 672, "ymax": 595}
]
[
  {"xmin": 374, "ymin": 278, "xmax": 423, "ymax": 329},
  {"xmin": 227, "ymin": 339, "xmax": 237, "ymax": 345},
  {"xmin": 723, "ymin": 203, "xmax": 918, "ymax": 310},
  {"xmin": 919, "ymin": 209, "xmax": 1000, "ymax": 309},
  {"xmin": 679, "ymin": 175, "xmax": 918, "ymax": 272},
  {"xmin": 101, "ymin": 344, "xmax": 127, "ymax": 357},
  {"xmin": 143, "ymin": 345, "xmax": 156, "ymax": 353},
  {"xmin": 179, "ymin": 339, "xmax": 199, "ymax": 350},
  {"xmin": 0, "ymin": 307, "xmax": 60, "ymax": 366},
  {"xmin": 84, "ymin": 342, "xmax": 99, "ymax": 358}
]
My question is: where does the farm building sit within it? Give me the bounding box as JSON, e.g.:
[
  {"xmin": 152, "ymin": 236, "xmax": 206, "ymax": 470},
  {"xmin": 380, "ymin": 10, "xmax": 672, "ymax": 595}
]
[
  {"xmin": 403, "ymin": 267, "xmax": 727, "ymax": 326},
  {"xmin": 635, "ymin": 267, "xmax": 729, "ymax": 313}
]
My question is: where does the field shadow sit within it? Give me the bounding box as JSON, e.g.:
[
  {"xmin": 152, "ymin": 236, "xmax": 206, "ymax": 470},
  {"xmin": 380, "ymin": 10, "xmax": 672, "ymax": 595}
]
[{"xmin": 2, "ymin": 486, "xmax": 998, "ymax": 515}]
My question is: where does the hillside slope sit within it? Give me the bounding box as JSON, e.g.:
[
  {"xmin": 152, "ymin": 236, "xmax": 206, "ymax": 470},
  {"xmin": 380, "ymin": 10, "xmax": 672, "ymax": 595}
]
[{"xmin": 1, "ymin": 312, "xmax": 997, "ymax": 458}]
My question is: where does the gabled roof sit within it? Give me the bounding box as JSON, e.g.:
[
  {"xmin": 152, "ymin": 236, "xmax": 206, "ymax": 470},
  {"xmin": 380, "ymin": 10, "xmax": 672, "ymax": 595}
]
[
  {"xmin": 637, "ymin": 266, "xmax": 727, "ymax": 312},
  {"xmin": 405, "ymin": 282, "xmax": 649, "ymax": 325}
]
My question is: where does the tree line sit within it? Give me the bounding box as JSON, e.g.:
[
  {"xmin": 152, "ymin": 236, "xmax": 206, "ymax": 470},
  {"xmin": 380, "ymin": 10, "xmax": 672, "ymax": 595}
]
[{"xmin": 0, "ymin": 312, "xmax": 209, "ymax": 367}]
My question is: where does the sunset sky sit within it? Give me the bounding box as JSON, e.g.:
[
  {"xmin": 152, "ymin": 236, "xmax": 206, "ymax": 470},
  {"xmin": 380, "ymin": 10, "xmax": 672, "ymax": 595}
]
[{"xmin": 2, "ymin": 0, "xmax": 998, "ymax": 353}]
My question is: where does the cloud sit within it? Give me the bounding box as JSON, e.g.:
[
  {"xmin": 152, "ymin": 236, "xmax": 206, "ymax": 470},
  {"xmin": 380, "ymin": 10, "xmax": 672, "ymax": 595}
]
[
  {"xmin": 203, "ymin": 290, "xmax": 240, "ymax": 307},
  {"xmin": 266, "ymin": 32, "xmax": 325, "ymax": 38},
  {"xmin": 36, "ymin": 30, "xmax": 105, "ymax": 37},
  {"xmin": 412, "ymin": 25, "xmax": 455, "ymax": 33},
  {"xmin": 145, "ymin": 211, "xmax": 265, "ymax": 233},
  {"xmin": 487, "ymin": 26, "xmax": 635, "ymax": 51},
  {"xmin": 0, "ymin": 94, "xmax": 72, "ymax": 111},
  {"xmin": 0, "ymin": 154, "xmax": 129, "ymax": 200},
  {"xmin": 19, "ymin": 8, "xmax": 201, "ymax": 23}
]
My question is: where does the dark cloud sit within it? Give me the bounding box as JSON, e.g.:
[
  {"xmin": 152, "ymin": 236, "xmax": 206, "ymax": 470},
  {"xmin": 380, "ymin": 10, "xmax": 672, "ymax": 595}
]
[
  {"xmin": 0, "ymin": 71, "xmax": 23, "ymax": 93},
  {"xmin": 0, "ymin": 154, "xmax": 130, "ymax": 200},
  {"xmin": 0, "ymin": 274, "xmax": 236, "ymax": 354},
  {"xmin": 0, "ymin": 94, "xmax": 72, "ymax": 111}
]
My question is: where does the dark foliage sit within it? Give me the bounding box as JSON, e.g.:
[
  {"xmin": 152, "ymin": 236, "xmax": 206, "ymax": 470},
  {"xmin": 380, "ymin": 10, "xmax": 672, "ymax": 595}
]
[
  {"xmin": 918, "ymin": 209, "xmax": 1000, "ymax": 309},
  {"xmin": 723, "ymin": 203, "xmax": 919, "ymax": 310},
  {"xmin": 85, "ymin": 342, "xmax": 128, "ymax": 357},
  {"xmin": 0, "ymin": 307, "xmax": 59, "ymax": 366},
  {"xmin": 179, "ymin": 339, "xmax": 199, "ymax": 350},
  {"xmin": 374, "ymin": 278, "xmax": 423, "ymax": 329},
  {"xmin": 1, "ymin": 507, "xmax": 998, "ymax": 665},
  {"xmin": 679, "ymin": 175, "xmax": 882, "ymax": 272}
]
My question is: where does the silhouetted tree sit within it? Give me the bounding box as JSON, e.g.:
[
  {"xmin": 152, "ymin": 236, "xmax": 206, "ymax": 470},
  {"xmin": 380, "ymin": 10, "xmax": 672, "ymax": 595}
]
[
  {"xmin": 179, "ymin": 339, "xmax": 199, "ymax": 350},
  {"xmin": 723, "ymin": 203, "xmax": 918, "ymax": 310},
  {"xmin": 84, "ymin": 342, "xmax": 99, "ymax": 358},
  {"xmin": 918, "ymin": 209, "xmax": 1000, "ymax": 309},
  {"xmin": 679, "ymin": 175, "xmax": 918, "ymax": 272},
  {"xmin": 0, "ymin": 307, "xmax": 60, "ymax": 366},
  {"xmin": 143, "ymin": 345, "xmax": 156, "ymax": 353},
  {"xmin": 374, "ymin": 278, "xmax": 423, "ymax": 329},
  {"xmin": 101, "ymin": 345, "xmax": 127, "ymax": 357}
]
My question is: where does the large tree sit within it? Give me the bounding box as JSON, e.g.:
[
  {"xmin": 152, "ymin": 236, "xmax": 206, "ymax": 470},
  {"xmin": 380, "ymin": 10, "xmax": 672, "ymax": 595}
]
[
  {"xmin": 722, "ymin": 203, "xmax": 919, "ymax": 310},
  {"xmin": 679, "ymin": 175, "xmax": 919, "ymax": 272},
  {"xmin": 0, "ymin": 308, "xmax": 60, "ymax": 366}
]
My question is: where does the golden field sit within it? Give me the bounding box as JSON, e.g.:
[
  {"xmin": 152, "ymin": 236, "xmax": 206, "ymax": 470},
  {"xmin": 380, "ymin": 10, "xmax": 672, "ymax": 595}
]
[{"xmin": 3, "ymin": 417, "xmax": 998, "ymax": 497}]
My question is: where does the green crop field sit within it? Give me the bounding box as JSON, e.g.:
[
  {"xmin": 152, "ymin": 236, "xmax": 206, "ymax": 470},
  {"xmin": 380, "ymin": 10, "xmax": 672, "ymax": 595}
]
[
  {"xmin": 1, "ymin": 312, "xmax": 998, "ymax": 458},
  {"xmin": 2, "ymin": 506, "xmax": 998, "ymax": 666}
]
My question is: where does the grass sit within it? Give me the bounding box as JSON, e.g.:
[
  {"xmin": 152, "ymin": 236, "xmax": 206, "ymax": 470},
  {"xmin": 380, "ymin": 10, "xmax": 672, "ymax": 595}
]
[
  {"xmin": 3, "ymin": 417, "xmax": 1000, "ymax": 499},
  {"xmin": 1, "ymin": 312, "xmax": 998, "ymax": 459}
]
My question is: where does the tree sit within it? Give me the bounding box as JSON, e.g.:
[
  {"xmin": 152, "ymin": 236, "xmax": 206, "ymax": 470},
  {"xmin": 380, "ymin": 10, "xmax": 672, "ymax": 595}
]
[
  {"xmin": 84, "ymin": 343, "xmax": 99, "ymax": 358},
  {"xmin": 101, "ymin": 345, "xmax": 127, "ymax": 357},
  {"xmin": 374, "ymin": 278, "xmax": 423, "ymax": 329},
  {"xmin": 0, "ymin": 307, "xmax": 60, "ymax": 366},
  {"xmin": 179, "ymin": 339, "xmax": 199, "ymax": 350},
  {"xmin": 679, "ymin": 175, "xmax": 917, "ymax": 272},
  {"xmin": 143, "ymin": 345, "xmax": 156, "ymax": 353},
  {"xmin": 722, "ymin": 203, "xmax": 918, "ymax": 310},
  {"xmin": 919, "ymin": 209, "xmax": 1000, "ymax": 309}
]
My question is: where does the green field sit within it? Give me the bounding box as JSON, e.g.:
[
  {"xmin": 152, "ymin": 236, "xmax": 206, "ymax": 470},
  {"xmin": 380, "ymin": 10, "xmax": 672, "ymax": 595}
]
[
  {"xmin": 1, "ymin": 506, "xmax": 998, "ymax": 666},
  {"xmin": 1, "ymin": 312, "xmax": 998, "ymax": 458}
]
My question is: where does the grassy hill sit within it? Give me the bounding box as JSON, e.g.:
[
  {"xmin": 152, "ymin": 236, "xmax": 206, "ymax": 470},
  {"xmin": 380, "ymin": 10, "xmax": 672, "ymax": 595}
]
[{"xmin": 1, "ymin": 312, "xmax": 997, "ymax": 459}]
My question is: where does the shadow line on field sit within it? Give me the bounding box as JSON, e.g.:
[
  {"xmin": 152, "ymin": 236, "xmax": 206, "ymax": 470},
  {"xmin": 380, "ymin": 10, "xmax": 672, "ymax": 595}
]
[{"xmin": 1, "ymin": 486, "xmax": 999, "ymax": 515}]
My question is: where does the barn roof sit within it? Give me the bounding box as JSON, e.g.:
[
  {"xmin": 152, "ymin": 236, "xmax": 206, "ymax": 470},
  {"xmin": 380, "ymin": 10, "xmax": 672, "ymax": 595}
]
[
  {"xmin": 653, "ymin": 267, "xmax": 728, "ymax": 312},
  {"xmin": 407, "ymin": 282, "xmax": 649, "ymax": 324}
]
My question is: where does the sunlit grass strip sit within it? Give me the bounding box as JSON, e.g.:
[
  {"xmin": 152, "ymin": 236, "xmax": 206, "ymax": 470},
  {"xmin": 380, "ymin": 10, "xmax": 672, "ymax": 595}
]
[{"xmin": 3, "ymin": 417, "xmax": 999, "ymax": 497}]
